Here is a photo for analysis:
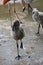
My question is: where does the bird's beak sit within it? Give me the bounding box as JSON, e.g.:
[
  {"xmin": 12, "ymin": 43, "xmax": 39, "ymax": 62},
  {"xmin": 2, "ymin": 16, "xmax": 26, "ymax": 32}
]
[
  {"xmin": 29, "ymin": 4, "xmax": 33, "ymax": 11},
  {"xmin": 20, "ymin": 21, "xmax": 23, "ymax": 24}
]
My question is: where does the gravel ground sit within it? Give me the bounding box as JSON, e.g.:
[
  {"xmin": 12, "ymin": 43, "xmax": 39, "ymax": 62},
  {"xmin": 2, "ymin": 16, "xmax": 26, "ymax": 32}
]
[{"xmin": 0, "ymin": 11, "xmax": 43, "ymax": 65}]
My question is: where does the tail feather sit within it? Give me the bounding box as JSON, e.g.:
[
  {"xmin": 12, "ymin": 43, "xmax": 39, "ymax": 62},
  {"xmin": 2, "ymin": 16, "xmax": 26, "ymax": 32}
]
[{"xmin": 42, "ymin": 24, "xmax": 43, "ymax": 28}]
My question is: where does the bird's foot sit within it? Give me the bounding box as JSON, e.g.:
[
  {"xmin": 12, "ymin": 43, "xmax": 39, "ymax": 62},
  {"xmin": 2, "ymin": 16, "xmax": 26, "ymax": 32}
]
[
  {"xmin": 20, "ymin": 42, "xmax": 23, "ymax": 49},
  {"xmin": 36, "ymin": 32, "xmax": 39, "ymax": 34},
  {"xmin": 15, "ymin": 55, "xmax": 22, "ymax": 60},
  {"xmin": 35, "ymin": 32, "xmax": 40, "ymax": 36}
]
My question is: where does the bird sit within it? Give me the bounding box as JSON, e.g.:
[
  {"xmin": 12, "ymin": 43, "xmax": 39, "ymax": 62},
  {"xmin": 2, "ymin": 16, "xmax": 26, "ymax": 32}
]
[
  {"xmin": 28, "ymin": 4, "xmax": 43, "ymax": 34},
  {"xmin": 32, "ymin": 8, "xmax": 43, "ymax": 34},
  {"xmin": 11, "ymin": 20, "xmax": 25, "ymax": 60}
]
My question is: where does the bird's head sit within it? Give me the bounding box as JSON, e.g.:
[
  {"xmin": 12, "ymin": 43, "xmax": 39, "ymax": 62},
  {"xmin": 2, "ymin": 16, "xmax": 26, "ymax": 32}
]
[
  {"xmin": 12, "ymin": 20, "xmax": 23, "ymax": 31},
  {"xmin": 32, "ymin": 8, "xmax": 38, "ymax": 14},
  {"xmin": 12, "ymin": 20, "xmax": 20, "ymax": 31},
  {"xmin": 14, "ymin": 20, "xmax": 20, "ymax": 27}
]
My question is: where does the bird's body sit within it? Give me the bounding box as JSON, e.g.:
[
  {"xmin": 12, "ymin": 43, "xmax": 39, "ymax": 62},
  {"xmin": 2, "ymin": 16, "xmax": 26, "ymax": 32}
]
[
  {"xmin": 11, "ymin": 20, "xmax": 24, "ymax": 60},
  {"xmin": 38, "ymin": 13, "xmax": 43, "ymax": 27},
  {"xmin": 32, "ymin": 8, "xmax": 43, "ymax": 34},
  {"xmin": 13, "ymin": 27, "xmax": 24, "ymax": 40},
  {"xmin": 32, "ymin": 11, "xmax": 43, "ymax": 24}
]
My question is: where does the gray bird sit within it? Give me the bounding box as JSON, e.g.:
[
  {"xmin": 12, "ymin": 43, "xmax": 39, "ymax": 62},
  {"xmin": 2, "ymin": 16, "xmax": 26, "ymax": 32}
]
[
  {"xmin": 32, "ymin": 8, "xmax": 43, "ymax": 34},
  {"xmin": 28, "ymin": 4, "xmax": 43, "ymax": 34},
  {"xmin": 12, "ymin": 20, "xmax": 25, "ymax": 60}
]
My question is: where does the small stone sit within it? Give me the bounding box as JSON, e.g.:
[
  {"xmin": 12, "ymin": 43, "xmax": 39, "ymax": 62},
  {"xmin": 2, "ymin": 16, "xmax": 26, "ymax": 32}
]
[
  {"xmin": 0, "ymin": 44, "xmax": 2, "ymax": 46},
  {"xmin": 28, "ymin": 56, "xmax": 31, "ymax": 58},
  {"xmin": 20, "ymin": 63, "xmax": 24, "ymax": 65},
  {"xmin": 30, "ymin": 46, "xmax": 35, "ymax": 49},
  {"xmin": 27, "ymin": 63, "xmax": 30, "ymax": 65},
  {"xmin": 26, "ymin": 51, "xmax": 30, "ymax": 54},
  {"xmin": 28, "ymin": 64, "xmax": 30, "ymax": 65}
]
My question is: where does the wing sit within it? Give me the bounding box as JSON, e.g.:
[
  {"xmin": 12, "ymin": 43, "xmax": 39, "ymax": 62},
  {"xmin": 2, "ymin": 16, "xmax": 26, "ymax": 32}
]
[
  {"xmin": 20, "ymin": 27, "xmax": 25, "ymax": 37},
  {"xmin": 33, "ymin": 13, "xmax": 39, "ymax": 22},
  {"xmin": 39, "ymin": 14, "xmax": 43, "ymax": 23},
  {"xmin": 39, "ymin": 13, "xmax": 43, "ymax": 27}
]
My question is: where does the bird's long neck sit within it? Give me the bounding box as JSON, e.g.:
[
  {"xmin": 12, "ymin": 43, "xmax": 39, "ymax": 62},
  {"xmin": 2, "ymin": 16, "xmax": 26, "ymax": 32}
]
[
  {"xmin": 12, "ymin": 25, "xmax": 19, "ymax": 31},
  {"xmin": 15, "ymin": 26, "xmax": 19, "ymax": 30}
]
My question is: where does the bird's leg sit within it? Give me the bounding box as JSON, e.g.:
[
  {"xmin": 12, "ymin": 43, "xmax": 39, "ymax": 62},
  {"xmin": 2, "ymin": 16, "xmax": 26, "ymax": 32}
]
[
  {"xmin": 36, "ymin": 24, "xmax": 40, "ymax": 34},
  {"xmin": 15, "ymin": 41, "xmax": 21, "ymax": 60},
  {"xmin": 20, "ymin": 40, "xmax": 23, "ymax": 49},
  {"xmin": 28, "ymin": 4, "xmax": 30, "ymax": 10}
]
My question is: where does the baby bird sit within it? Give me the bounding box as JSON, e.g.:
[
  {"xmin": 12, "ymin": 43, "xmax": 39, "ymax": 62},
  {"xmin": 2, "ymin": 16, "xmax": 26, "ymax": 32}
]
[
  {"xmin": 32, "ymin": 8, "xmax": 43, "ymax": 34},
  {"xmin": 28, "ymin": 4, "xmax": 43, "ymax": 34},
  {"xmin": 12, "ymin": 20, "xmax": 24, "ymax": 60}
]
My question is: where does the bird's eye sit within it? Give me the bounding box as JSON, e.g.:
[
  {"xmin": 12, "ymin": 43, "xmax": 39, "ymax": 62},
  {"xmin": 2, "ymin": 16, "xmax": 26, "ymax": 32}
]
[{"xmin": 32, "ymin": 12, "xmax": 35, "ymax": 14}]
